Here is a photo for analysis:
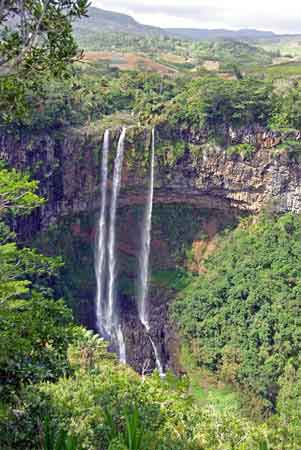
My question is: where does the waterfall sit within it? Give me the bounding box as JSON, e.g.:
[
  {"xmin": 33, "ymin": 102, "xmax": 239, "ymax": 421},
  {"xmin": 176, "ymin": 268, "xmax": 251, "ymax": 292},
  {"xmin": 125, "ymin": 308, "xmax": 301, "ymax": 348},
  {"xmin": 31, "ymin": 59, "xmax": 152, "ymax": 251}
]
[
  {"xmin": 106, "ymin": 127, "xmax": 126, "ymax": 339},
  {"xmin": 94, "ymin": 127, "xmax": 165, "ymax": 371},
  {"xmin": 149, "ymin": 336, "xmax": 165, "ymax": 378},
  {"xmin": 116, "ymin": 325, "xmax": 127, "ymax": 364},
  {"xmin": 138, "ymin": 128, "xmax": 155, "ymax": 330},
  {"xmin": 95, "ymin": 130, "xmax": 110, "ymax": 335},
  {"xmin": 94, "ymin": 128, "xmax": 127, "ymax": 363},
  {"xmin": 137, "ymin": 129, "xmax": 164, "ymax": 375}
]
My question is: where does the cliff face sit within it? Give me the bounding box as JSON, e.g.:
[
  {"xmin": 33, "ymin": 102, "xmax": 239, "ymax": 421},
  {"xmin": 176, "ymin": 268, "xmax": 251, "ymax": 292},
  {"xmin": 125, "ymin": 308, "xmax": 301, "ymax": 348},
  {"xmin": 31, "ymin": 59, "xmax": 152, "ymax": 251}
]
[
  {"xmin": 1, "ymin": 123, "xmax": 301, "ymax": 372},
  {"xmin": 1, "ymin": 124, "xmax": 301, "ymax": 233}
]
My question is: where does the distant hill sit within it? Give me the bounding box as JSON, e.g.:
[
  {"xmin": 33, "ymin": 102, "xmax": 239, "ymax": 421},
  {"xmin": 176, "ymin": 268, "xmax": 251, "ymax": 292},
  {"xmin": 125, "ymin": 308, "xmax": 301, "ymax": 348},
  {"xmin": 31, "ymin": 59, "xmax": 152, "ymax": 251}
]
[
  {"xmin": 166, "ymin": 28, "xmax": 277, "ymax": 41},
  {"xmin": 73, "ymin": 6, "xmax": 298, "ymax": 68},
  {"xmin": 74, "ymin": 7, "xmax": 286, "ymax": 42},
  {"xmin": 74, "ymin": 7, "xmax": 165, "ymax": 36}
]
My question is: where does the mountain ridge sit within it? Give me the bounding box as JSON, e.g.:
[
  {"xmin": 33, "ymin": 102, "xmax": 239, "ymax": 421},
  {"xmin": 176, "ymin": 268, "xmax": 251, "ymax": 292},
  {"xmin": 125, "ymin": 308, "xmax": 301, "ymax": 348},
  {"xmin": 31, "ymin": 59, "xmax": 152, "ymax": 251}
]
[
  {"xmin": 74, "ymin": 6, "xmax": 166, "ymax": 37},
  {"xmin": 75, "ymin": 6, "xmax": 300, "ymax": 41}
]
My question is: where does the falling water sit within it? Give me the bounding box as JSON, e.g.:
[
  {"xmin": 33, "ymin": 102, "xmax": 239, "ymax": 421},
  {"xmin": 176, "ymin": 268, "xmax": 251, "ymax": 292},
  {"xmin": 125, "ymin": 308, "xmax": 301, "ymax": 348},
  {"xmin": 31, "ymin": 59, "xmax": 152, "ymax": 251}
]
[
  {"xmin": 106, "ymin": 127, "xmax": 127, "ymax": 338},
  {"xmin": 116, "ymin": 325, "xmax": 127, "ymax": 364},
  {"xmin": 137, "ymin": 129, "xmax": 164, "ymax": 375},
  {"xmin": 138, "ymin": 128, "xmax": 155, "ymax": 330},
  {"xmin": 149, "ymin": 336, "xmax": 165, "ymax": 377},
  {"xmin": 94, "ymin": 127, "xmax": 164, "ymax": 370},
  {"xmin": 95, "ymin": 130, "xmax": 110, "ymax": 335}
]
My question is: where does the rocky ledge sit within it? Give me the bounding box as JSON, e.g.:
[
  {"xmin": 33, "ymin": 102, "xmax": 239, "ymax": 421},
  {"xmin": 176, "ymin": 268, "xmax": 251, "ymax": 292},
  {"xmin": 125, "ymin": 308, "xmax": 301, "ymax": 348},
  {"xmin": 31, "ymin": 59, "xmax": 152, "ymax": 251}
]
[{"xmin": 1, "ymin": 123, "xmax": 301, "ymax": 234}]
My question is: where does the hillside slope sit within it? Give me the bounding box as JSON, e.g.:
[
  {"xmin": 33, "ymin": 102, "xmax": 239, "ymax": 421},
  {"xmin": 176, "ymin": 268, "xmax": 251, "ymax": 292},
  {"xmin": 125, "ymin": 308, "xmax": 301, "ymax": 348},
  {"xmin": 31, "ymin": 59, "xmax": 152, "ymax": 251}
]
[{"xmin": 74, "ymin": 6, "xmax": 165, "ymax": 36}]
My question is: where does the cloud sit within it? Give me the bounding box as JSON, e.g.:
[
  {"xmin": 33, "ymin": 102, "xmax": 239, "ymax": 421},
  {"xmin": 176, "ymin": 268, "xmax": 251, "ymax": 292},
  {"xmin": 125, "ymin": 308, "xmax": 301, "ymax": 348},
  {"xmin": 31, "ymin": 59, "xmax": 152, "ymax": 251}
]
[{"xmin": 95, "ymin": 0, "xmax": 222, "ymax": 22}]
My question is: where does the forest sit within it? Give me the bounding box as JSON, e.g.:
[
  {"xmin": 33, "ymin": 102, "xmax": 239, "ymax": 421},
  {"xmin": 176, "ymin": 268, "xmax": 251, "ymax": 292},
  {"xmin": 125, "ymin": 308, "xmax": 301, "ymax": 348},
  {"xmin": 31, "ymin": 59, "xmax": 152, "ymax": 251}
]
[{"xmin": 1, "ymin": 2, "xmax": 301, "ymax": 450}]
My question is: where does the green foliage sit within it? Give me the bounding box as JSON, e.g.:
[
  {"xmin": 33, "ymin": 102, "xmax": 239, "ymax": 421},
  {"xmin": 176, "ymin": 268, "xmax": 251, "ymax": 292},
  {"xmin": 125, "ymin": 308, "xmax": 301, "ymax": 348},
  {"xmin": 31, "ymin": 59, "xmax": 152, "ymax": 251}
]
[
  {"xmin": 151, "ymin": 269, "xmax": 193, "ymax": 291},
  {"xmin": 68, "ymin": 329, "xmax": 116, "ymax": 371},
  {"xmin": 41, "ymin": 417, "xmax": 83, "ymax": 450},
  {"xmin": 0, "ymin": 163, "xmax": 51, "ymax": 309},
  {"xmin": 0, "ymin": 0, "xmax": 88, "ymax": 73},
  {"xmin": 191, "ymin": 40, "xmax": 273, "ymax": 68},
  {"xmin": 0, "ymin": 331, "xmax": 265, "ymax": 450},
  {"xmin": 270, "ymin": 82, "xmax": 301, "ymax": 129},
  {"xmin": 10, "ymin": 58, "xmax": 301, "ymax": 140},
  {"xmin": 105, "ymin": 406, "xmax": 153, "ymax": 450},
  {"xmin": 172, "ymin": 213, "xmax": 301, "ymax": 411},
  {"xmin": 161, "ymin": 76, "xmax": 274, "ymax": 133},
  {"xmin": 0, "ymin": 240, "xmax": 63, "ymax": 302},
  {"xmin": 0, "ymin": 162, "xmax": 43, "ymax": 217},
  {"xmin": 152, "ymin": 205, "xmax": 210, "ymax": 264},
  {"xmin": 0, "ymin": 164, "xmax": 74, "ymax": 399},
  {"xmin": 226, "ymin": 143, "xmax": 256, "ymax": 158},
  {"xmin": 155, "ymin": 140, "xmax": 186, "ymax": 167},
  {"xmin": 277, "ymin": 364, "xmax": 301, "ymax": 426},
  {"xmin": 0, "ymin": 0, "xmax": 89, "ymax": 122},
  {"xmin": 0, "ymin": 295, "xmax": 74, "ymax": 396},
  {"xmin": 2, "ymin": 328, "xmax": 301, "ymax": 449},
  {"xmin": 76, "ymin": 30, "xmax": 183, "ymax": 56},
  {"xmin": 32, "ymin": 214, "xmax": 96, "ymax": 320},
  {"xmin": 2, "ymin": 67, "xmax": 182, "ymax": 130}
]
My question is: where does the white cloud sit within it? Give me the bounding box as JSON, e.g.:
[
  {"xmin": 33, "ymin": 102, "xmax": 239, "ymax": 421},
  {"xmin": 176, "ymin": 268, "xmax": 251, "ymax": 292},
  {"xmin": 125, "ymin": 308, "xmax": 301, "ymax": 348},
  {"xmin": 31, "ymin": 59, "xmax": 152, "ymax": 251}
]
[{"xmin": 92, "ymin": 0, "xmax": 301, "ymax": 33}]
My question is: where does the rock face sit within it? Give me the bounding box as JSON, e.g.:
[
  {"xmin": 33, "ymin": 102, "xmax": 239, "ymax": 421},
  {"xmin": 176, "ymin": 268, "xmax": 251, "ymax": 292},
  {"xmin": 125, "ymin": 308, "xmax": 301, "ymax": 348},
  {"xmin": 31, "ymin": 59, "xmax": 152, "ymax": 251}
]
[
  {"xmin": 1, "ymin": 123, "xmax": 301, "ymax": 371},
  {"xmin": 1, "ymin": 124, "xmax": 301, "ymax": 232}
]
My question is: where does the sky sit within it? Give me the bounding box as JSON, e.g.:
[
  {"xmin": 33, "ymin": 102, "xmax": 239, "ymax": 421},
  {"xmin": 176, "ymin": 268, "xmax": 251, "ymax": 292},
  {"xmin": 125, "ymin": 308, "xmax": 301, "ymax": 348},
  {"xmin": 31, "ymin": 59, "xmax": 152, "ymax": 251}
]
[{"xmin": 92, "ymin": 0, "xmax": 301, "ymax": 34}]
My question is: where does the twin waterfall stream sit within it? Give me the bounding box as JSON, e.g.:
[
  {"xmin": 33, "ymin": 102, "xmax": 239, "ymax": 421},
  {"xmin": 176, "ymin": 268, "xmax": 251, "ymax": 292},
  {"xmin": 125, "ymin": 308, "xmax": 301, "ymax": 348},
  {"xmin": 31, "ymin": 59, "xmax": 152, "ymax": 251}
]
[{"xmin": 95, "ymin": 128, "xmax": 164, "ymax": 375}]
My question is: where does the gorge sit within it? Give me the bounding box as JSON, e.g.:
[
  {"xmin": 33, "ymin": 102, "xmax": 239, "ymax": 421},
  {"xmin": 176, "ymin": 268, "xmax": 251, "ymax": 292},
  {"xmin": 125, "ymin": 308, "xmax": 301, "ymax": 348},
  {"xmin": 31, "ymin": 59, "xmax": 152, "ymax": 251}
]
[{"xmin": 2, "ymin": 123, "xmax": 301, "ymax": 372}]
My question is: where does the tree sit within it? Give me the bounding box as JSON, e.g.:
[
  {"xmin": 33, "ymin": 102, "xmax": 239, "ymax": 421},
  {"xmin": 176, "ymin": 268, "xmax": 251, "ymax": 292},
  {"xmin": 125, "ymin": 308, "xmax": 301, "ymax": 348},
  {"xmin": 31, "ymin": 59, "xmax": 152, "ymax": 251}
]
[
  {"xmin": 0, "ymin": 0, "xmax": 89, "ymax": 122},
  {"xmin": 0, "ymin": 0, "xmax": 89, "ymax": 76},
  {"xmin": 0, "ymin": 163, "xmax": 74, "ymax": 395},
  {"xmin": 0, "ymin": 162, "xmax": 44, "ymax": 303},
  {"xmin": 270, "ymin": 82, "xmax": 301, "ymax": 130},
  {"xmin": 162, "ymin": 76, "xmax": 274, "ymax": 133}
]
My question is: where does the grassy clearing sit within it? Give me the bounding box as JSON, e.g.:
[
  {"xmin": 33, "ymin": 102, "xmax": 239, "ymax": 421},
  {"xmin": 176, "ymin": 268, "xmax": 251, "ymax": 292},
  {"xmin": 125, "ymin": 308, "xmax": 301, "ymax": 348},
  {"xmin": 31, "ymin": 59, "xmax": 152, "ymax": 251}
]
[
  {"xmin": 248, "ymin": 61, "xmax": 301, "ymax": 80},
  {"xmin": 180, "ymin": 343, "xmax": 244, "ymax": 415},
  {"xmin": 188, "ymin": 369, "xmax": 243, "ymax": 414}
]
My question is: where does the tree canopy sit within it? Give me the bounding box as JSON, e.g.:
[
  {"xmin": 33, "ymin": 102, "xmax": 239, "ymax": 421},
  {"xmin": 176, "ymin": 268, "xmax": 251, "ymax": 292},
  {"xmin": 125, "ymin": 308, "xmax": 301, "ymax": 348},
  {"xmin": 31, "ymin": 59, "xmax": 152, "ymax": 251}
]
[
  {"xmin": 0, "ymin": 0, "xmax": 89, "ymax": 122},
  {"xmin": 172, "ymin": 213, "xmax": 301, "ymax": 411}
]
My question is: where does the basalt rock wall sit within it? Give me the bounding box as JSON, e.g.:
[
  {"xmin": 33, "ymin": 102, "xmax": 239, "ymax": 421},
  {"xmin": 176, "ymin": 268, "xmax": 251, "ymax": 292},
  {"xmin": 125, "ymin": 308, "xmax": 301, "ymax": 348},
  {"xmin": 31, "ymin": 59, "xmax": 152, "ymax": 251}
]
[{"xmin": 1, "ymin": 124, "xmax": 301, "ymax": 234}]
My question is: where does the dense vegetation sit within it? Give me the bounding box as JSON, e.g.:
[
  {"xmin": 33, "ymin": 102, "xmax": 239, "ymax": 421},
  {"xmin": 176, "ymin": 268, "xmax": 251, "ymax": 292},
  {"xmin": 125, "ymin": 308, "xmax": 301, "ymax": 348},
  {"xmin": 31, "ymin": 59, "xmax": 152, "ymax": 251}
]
[
  {"xmin": 2, "ymin": 328, "xmax": 296, "ymax": 450},
  {"xmin": 173, "ymin": 213, "xmax": 301, "ymax": 414},
  {"xmin": 158, "ymin": 76, "xmax": 274, "ymax": 131},
  {"xmin": 76, "ymin": 31, "xmax": 184, "ymax": 55},
  {"xmin": 5, "ymin": 60, "xmax": 301, "ymax": 141},
  {"xmin": 0, "ymin": 163, "xmax": 75, "ymax": 396},
  {"xmin": 190, "ymin": 40, "xmax": 274, "ymax": 68}
]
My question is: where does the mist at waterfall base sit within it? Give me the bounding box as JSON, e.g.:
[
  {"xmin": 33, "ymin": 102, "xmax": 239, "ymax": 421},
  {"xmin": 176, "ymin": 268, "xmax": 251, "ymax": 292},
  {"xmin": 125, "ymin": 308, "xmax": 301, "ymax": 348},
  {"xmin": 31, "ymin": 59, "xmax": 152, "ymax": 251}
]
[{"xmin": 94, "ymin": 128, "xmax": 164, "ymax": 375}]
